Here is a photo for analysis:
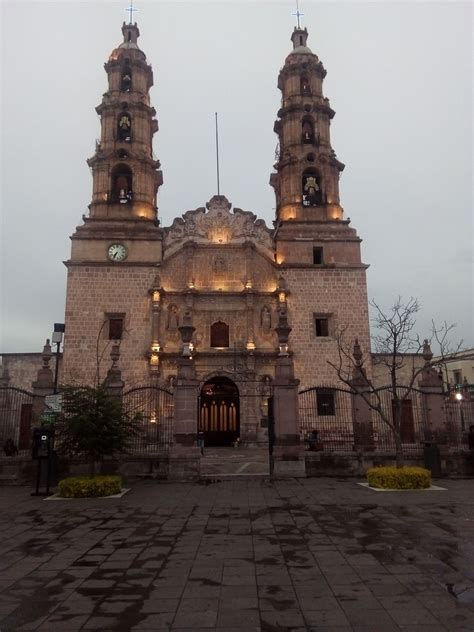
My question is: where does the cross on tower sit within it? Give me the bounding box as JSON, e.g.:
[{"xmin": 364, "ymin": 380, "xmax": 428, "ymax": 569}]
[
  {"xmin": 292, "ymin": 0, "xmax": 304, "ymax": 29},
  {"xmin": 125, "ymin": 1, "xmax": 138, "ymax": 24}
]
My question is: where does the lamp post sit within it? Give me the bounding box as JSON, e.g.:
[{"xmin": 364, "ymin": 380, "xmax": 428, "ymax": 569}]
[{"xmin": 52, "ymin": 323, "xmax": 65, "ymax": 394}]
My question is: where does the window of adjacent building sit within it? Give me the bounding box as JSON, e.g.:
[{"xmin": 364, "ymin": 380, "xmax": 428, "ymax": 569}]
[
  {"xmin": 313, "ymin": 247, "xmax": 323, "ymax": 265},
  {"xmin": 391, "ymin": 399, "xmax": 415, "ymax": 443},
  {"xmin": 108, "ymin": 317, "xmax": 124, "ymax": 340},
  {"xmin": 314, "ymin": 315, "xmax": 331, "ymax": 337},
  {"xmin": 453, "ymin": 370, "xmax": 462, "ymax": 386},
  {"xmin": 210, "ymin": 321, "xmax": 229, "ymax": 348},
  {"xmin": 316, "ymin": 388, "xmax": 335, "ymax": 416}
]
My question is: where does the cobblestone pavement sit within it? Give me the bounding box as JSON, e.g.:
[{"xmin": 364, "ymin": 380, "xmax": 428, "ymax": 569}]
[{"xmin": 1, "ymin": 478, "xmax": 474, "ymax": 631}]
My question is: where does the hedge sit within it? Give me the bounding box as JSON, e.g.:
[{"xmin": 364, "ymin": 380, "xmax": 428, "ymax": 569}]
[
  {"xmin": 58, "ymin": 475, "xmax": 122, "ymax": 498},
  {"xmin": 367, "ymin": 466, "xmax": 431, "ymax": 490}
]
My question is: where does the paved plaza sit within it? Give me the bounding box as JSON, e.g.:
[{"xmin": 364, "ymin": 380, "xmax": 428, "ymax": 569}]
[{"xmin": 1, "ymin": 478, "xmax": 474, "ymax": 631}]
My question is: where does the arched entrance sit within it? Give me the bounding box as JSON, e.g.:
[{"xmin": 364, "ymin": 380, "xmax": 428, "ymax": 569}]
[{"xmin": 199, "ymin": 377, "xmax": 239, "ymax": 447}]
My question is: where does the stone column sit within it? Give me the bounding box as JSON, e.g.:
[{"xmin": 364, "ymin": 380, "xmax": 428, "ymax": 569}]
[
  {"xmin": 349, "ymin": 339, "xmax": 375, "ymax": 451},
  {"xmin": 271, "ymin": 310, "xmax": 306, "ymax": 477},
  {"xmin": 31, "ymin": 339, "xmax": 55, "ymax": 424},
  {"xmin": 168, "ymin": 311, "xmax": 201, "ymax": 480}
]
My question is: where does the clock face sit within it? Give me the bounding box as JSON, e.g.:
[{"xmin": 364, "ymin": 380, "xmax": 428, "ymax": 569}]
[{"xmin": 108, "ymin": 243, "xmax": 128, "ymax": 261}]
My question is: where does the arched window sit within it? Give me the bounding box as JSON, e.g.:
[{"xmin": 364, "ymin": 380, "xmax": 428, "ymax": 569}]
[
  {"xmin": 121, "ymin": 67, "xmax": 132, "ymax": 92},
  {"xmin": 302, "ymin": 117, "xmax": 315, "ymax": 144},
  {"xmin": 117, "ymin": 112, "xmax": 132, "ymax": 142},
  {"xmin": 300, "ymin": 76, "xmax": 311, "ymax": 95},
  {"xmin": 111, "ymin": 164, "xmax": 133, "ymax": 203},
  {"xmin": 210, "ymin": 321, "xmax": 229, "ymax": 348},
  {"xmin": 302, "ymin": 169, "xmax": 322, "ymax": 207}
]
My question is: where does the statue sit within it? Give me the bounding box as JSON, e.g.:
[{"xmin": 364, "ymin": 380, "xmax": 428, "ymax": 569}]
[
  {"xmin": 167, "ymin": 305, "xmax": 179, "ymax": 330},
  {"xmin": 261, "ymin": 306, "xmax": 271, "ymax": 332}
]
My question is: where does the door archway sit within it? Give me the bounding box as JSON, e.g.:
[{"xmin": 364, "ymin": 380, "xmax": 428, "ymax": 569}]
[{"xmin": 199, "ymin": 377, "xmax": 239, "ymax": 447}]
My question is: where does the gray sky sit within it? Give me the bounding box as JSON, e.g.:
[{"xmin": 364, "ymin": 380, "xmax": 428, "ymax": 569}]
[{"xmin": 1, "ymin": 0, "xmax": 472, "ymax": 353}]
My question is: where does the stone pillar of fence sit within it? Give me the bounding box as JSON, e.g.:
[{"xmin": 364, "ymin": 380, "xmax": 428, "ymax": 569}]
[
  {"xmin": 168, "ymin": 311, "xmax": 201, "ymax": 480},
  {"xmin": 418, "ymin": 340, "xmax": 446, "ymax": 445},
  {"xmin": 0, "ymin": 366, "xmax": 10, "ymax": 388},
  {"xmin": 104, "ymin": 343, "xmax": 124, "ymax": 401},
  {"xmin": 31, "ymin": 339, "xmax": 55, "ymax": 424},
  {"xmin": 349, "ymin": 339, "xmax": 375, "ymax": 451},
  {"xmin": 271, "ymin": 310, "xmax": 306, "ymax": 478}
]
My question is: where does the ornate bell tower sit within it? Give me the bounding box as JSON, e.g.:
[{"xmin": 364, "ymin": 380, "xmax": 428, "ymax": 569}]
[
  {"xmin": 270, "ymin": 26, "xmax": 371, "ymax": 385},
  {"xmin": 88, "ymin": 21, "xmax": 162, "ymax": 222},
  {"xmin": 63, "ymin": 21, "xmax": 164, "ymax": 384}
]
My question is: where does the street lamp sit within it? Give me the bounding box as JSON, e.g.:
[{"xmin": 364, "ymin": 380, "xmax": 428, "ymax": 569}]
[{"xmin": 51, "ymin": 323, "xmax": 65, "ymax": 394}]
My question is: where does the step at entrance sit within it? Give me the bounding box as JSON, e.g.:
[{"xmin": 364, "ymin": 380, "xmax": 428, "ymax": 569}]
[{"xmin": 199, "ymin": 447, "xmax": 270, "ymax": 479}]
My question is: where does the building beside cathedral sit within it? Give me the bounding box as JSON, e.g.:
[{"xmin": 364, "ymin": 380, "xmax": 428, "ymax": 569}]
[{"xmin": 61, "ymin": 20, "xmax": 371, "ymax": 447}]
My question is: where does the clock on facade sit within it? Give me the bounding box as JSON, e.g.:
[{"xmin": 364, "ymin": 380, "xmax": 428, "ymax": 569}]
[{"xmin": 107, "ymin": 243, "xmax": 128, "ymax": 261}]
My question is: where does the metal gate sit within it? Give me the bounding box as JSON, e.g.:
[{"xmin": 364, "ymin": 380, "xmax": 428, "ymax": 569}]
[
  {"xmin": 0, "ymin": 387, "xmax": 34, "ymax": 454},
  {"xmin": 299, "ymin": 386, "xmax": 355, "ymax": 451},
  {"xmin": 123, "ymin": 385, "xmax": 174, "ymax": 453}
]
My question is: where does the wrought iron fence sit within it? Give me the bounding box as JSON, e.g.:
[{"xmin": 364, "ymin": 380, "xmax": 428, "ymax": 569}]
[
  {"xmin": 299, "ymin": 386, "xmax": 355, "ymax": 451},
  {"xmin": 123, "ymin": 384, "xmax": 174, "ymax": 454},
  {"xmin": 299, "ymin": 384, "xmax": 473, "ymax": 454},
  {"xmin": 0, "ymin": 387, "xmax": 34, "ymax": 455}
]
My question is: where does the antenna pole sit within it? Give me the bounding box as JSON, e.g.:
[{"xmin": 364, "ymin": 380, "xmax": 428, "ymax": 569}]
[{"xmin": 215, "ymin": 112, "xmax": 220, "ymax": 196}]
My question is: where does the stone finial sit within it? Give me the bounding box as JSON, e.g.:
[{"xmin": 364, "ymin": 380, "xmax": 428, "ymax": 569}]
[
  {"xmin": 178, "ymin": 311, "xmax": 195, "ymax": 345},
  {"xmin": 152, "ymin": 273, "xmax": 161, "ymax": 290},
  {"xmin": 422, "ymin": 339, "xmax": 433, "ymax": 367},
  {"xmin": 277, "ymin": 276, "xmax": 287, "ymax": 291},
  {"xmin": 352, "ymin": 338, "xmax": 363, "ymax": 366},
  {"xmin": 110, "ymin": 342, "xmax": 120, "ymax": 369},
  {"xmin": 42, "ymin": 339, "xmax": 53, "ymax": 369},
  {"xmin": 275, "ymin": 310, "xmax": 292, "ymax": 356},
  {"xmin": 0, "ymin": 365, "xmax": 10, "ymax": 387}
]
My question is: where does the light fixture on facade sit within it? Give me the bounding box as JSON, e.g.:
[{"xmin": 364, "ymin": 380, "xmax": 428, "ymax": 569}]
[
  {"xmin": 246, "ymin": 340, "xmax": 256, "ymax": 351},
  {"xmin": 152, "ymin": 290, "xmax": 160, "ymax": 304},
  {"xmin": 188, "ymin": 280, "xmax": 195, "ymax": 289},
  {"xmin": 151, "ymin": 342, "xmax": 160, "ymax": 353},
  {"xmin": 149, "ymin": 349, "xmax": 160, "ymax": 371},
  {"xmin": 278, "ymin": 291, "xmax": 286, "ymax": 303},
  {"xmin": 279, "ymin": 343, "xmax": 289, "ymax": 356},
  {"xmin": 455, "ymin": 392, "xmax": 463, "ymax": 401},
  {"xmin": 245, "ymin": 279, "xmax": 253, "ymax": 290},
  {"xmin": 150, "ymin": 411, "xmax": 157, "ymax": 423}
]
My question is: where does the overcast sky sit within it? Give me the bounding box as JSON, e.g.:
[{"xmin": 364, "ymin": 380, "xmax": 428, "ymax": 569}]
[{"xmin": 1, "ymin": 0, "xmax": 472, "ymax": 354}]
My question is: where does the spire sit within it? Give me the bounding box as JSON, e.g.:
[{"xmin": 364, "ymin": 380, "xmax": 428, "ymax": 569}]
[
  {"xmin": 121, "ymin": 21, "xmax": 140, "ymax": 49},
  {"xmin": 291, "ymin": 27, "xmax": 311, "ymax": 53}
]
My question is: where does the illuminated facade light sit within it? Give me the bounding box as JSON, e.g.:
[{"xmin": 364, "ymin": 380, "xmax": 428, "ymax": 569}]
[{"xmin": 245, "ymin": 279, "xmax": 253, "ymax": 290}]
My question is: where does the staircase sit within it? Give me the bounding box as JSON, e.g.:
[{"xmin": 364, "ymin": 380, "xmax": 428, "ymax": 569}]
[{"xmin": 199, "ymin": 447, "xmax": 270, "ymax": 480}]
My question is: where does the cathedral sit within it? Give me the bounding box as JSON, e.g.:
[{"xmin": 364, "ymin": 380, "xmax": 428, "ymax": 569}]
[{"xmin": 62, "ymin": 20, "xmax": 371, "ymax": 449}]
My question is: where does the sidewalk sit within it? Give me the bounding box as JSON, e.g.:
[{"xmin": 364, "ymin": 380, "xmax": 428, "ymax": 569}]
[{"xmin": 1, "ymin": 478, "xmax": 474, "ymax": 631}]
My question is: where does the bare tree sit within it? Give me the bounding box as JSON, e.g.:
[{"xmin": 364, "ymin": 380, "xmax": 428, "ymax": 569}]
[{"xmin": 328, "ymin": 297, "xmax": 461, "ymax": 468}]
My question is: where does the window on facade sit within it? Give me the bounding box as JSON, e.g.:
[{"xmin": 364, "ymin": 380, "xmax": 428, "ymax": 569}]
[
  {"xmin": 316, "ymin": 388, "xmax": 335, "ymax": 416},
  {"xmin": 391, "ymin": 399, "xmax": 415, "ymax": 443},
  {"xmin": 121, "ymin": 68, "xmax": 132, "ymax": 92},
  {"xmin": 117, "ymin": 112, "xmax": 132, "ymax": 142},
  {"xmin": 300, "ymin": 76, "xmax": 311, "ymax": 95},
  {"xmin": 302, "ymin": 170, "xmax": 322, "ymax": 207},
  {"xmin": 210, "ymin": 321, "xmax": 229, "ymax": 348},
  {"xmin": 315, "ymin": 316, "xmax": 330, "ymax": 337},
  {"xmin": 453, "ymin": 370, "xmax": 462, "ymax": 386},
  {"xmin": 108, "ymin": 317, "xmax": 124, "ymax": 340},
  {"xmin": 302, "ymin": 118, "xmax": 315, "ymax": 144},
  {"xmin": 313, "ymin": 247, "xmax": 323, "ymax": 265}
]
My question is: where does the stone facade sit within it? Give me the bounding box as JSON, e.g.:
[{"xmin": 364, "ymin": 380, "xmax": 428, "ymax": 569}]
[{"xmin": 61, "ymin": 23, "xmax": 371, "ymax": 447}]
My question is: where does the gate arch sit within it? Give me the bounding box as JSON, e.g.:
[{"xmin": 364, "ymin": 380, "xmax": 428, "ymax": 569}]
[{"xmin": 199, "ymin": 377, "xmax": 239, "ymax": 447}]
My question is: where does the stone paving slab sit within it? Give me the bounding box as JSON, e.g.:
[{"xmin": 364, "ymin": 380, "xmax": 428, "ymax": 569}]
[{"xmin": 1, "ymin": 478, "xmax": 474, "ymax": 631}]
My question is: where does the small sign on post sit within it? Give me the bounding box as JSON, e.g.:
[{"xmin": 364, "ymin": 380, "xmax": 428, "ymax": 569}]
[{"xmin": 45, "ymin": 394, "xmax": 62, "ymax": 412}]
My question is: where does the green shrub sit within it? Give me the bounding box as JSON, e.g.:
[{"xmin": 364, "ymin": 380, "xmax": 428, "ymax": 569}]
[
  {"xmin": 367, "ymin": 466, "xmax": 431, "ymax": 490},
  {"xmin": 58, "ymin": 475, "xmax": 122, "ymax": 498}
]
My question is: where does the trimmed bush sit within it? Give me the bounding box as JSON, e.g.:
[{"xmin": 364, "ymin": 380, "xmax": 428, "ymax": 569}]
[
  {"xmin": 367, "ymin": 466, "xmax": 431, "ymax": 490},
  {"xmin": 58, "ymin": 475, "xmax": 122, "ymax": 498}
]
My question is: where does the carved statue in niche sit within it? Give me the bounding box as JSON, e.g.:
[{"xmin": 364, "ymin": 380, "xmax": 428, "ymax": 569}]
[
  {"xmin": 167, "ymin": 304, "xmax": 179, "ymax": 330},
  {"xmin": 261, "ymin": 306, "xmax": 271, "ymax": 332},
  {"xmin": 213, "ymin": 256, "xmax": 227, "ymax": 276}
]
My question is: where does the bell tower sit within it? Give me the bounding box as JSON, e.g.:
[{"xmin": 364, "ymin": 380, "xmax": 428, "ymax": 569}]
[
  {"xmin": 270, "ymin": 26, "xmax": 371, "ymax": 385},
  {"xmin": 271, "ymin": 26, "xmax": 365, "ymax": 269},
  {"xmin": 88, "ymin": 21, "xmax": 162, "ymax": 221},
  {"xmin": 63, "ymin": 21, "xmax": 164, "ymax": 384}
]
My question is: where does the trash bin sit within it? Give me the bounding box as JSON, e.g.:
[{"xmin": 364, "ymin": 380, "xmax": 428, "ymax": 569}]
[{"xmin": 423, "ymin": 442, "xmax": 441, "ymax": 477}]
